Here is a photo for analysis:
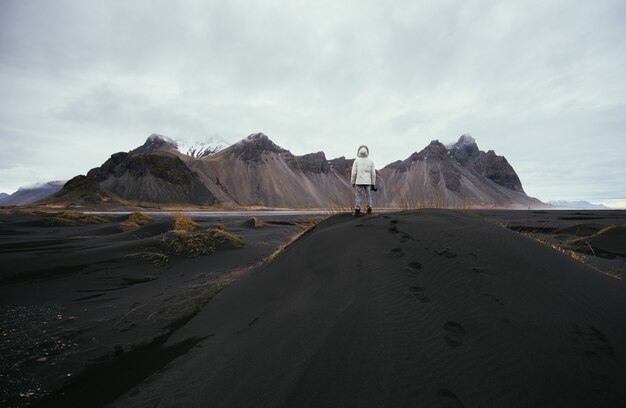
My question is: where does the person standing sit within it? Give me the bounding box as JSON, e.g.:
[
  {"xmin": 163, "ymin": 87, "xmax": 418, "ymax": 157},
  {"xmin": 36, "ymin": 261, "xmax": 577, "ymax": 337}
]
[{"xmin": 351, "ymin": 145, "xmax": 376, "ymax": 215}]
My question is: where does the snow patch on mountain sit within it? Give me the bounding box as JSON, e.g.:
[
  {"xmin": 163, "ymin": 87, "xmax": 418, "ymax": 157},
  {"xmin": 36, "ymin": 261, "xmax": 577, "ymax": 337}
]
[
  {"xmin": 146, "ymin": 133, "xmax": 228, "ymax": 158},
  {"xmin": 176, "ymin": 139, "xmax": 228, "ymax": 158}
]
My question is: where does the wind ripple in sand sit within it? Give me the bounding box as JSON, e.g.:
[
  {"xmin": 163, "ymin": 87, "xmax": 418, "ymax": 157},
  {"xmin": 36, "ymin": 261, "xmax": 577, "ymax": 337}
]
[{"xmin": 437, "ymin": 388, "xmax": 465, "ymax": 407}]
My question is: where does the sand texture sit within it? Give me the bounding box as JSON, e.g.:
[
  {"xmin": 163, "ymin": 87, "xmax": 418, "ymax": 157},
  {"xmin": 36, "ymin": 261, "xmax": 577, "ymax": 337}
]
[
  {"xmin": 95, "ymin": 210, "xmax": 626, "ymax": 407},
  {"xmin": 0, "ymin": 212, "xmax": 316, "ymax": 407}
]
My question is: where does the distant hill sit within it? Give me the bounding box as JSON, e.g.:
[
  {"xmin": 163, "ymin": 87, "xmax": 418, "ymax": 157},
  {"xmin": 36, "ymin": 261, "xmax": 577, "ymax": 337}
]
[
  {"xmin": 0, "ymin": 181, "xmax": 65, "ymax": 206},
  {"xmin": 547, "ymin": 200, "xmax": 609, "ymax": 209},
  {"xmin": 38, "ymin": 132, "xmax": 545, "ymax": 209}
]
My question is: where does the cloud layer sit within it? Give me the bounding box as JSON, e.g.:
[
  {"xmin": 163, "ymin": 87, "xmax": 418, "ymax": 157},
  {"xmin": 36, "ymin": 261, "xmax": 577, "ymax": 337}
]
[{"xmin": 1, "ymin": 0, "xmax": 625, "ymax": 204}]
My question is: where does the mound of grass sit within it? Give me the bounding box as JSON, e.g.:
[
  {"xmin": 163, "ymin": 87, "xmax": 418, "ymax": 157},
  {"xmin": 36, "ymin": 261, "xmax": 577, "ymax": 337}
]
[
  {"xmin": 44, "ymin": 212, "xmax": 114, "ymax": 226},
  {"xmin": 120, "ymin": 212, "xmax": 154, "ymax": 231},
  {"xmin": 161, "ymin": 227, "xmax": 244, "ymax": 256},
  {"xmin": 172, "ymin": 214, "xmax": 200, "ymax": 231},
  {"xmin": 210, "ymin": 228, "xmax": 245, "ymax": 248}
]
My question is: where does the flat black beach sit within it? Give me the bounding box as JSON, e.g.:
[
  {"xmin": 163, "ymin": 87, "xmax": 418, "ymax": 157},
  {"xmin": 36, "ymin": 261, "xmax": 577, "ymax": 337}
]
[{"xmin": 2, "ymin": 210, "xmax": 626, "ymax": 407}]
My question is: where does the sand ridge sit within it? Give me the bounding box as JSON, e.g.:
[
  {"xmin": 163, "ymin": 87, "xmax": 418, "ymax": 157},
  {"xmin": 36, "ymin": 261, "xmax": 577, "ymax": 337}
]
[{"xmin": 105, "ymin": 210, "xmax": 626, "ymax": 407}]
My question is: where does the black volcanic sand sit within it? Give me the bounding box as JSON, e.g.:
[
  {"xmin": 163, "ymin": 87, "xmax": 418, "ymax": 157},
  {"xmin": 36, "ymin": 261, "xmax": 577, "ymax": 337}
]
[
  {"xmin": 72, "ymin": 209, "xmax": 626, "ymax": 407},
  {"xmin": 472, "ymin": 209, "xmax": 626, "ymax": 280},
  {"xmin": 0, "ymin": 212, "xmax": 317, "ymax": 407}
]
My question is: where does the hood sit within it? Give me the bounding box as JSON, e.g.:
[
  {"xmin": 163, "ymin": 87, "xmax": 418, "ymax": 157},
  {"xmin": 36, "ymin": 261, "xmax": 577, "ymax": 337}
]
[{"xmin": 357, "ymin": 145, "xmax": 369, "ymax": 158}]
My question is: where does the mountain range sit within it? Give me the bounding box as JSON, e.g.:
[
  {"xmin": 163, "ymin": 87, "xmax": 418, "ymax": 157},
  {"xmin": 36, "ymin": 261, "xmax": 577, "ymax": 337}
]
[
  {"xmin": 0, "ymin": 181, "xmax": 65, "ymax": 207},
  {"xmin": 32, "ymin": 132, "xmax": 543, "ymax": 209}
]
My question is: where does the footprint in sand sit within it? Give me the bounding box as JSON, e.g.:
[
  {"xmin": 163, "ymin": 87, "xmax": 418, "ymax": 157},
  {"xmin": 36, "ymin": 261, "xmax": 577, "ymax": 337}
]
[
  {"xmin": 437, "ymin": 388, "xmax": 464, "ymax": 408},
  {"xmin": 406, "ymin": 261, "xmax": 422, "ymax": 275},
  {"xmin": 409, "ymin": 286, "xmax": 430, "ymax": 303},
  {"xmin": 389, "ymin": 219, "xmax": 399, "ymax": 224},
  {"xmin": 434, "ymin": 249, "xmax": 457, "ymax": 258},
  {"xmin": 387, "ymin": 247, "xmax": 404, "ymax": 258},
  {"xmin": 389, "ymin": 226, "xmax": 399, "ymax": 234},
  {"xmin": 443, "ymin": 321, "xmax": 465, "ymax": 347}
]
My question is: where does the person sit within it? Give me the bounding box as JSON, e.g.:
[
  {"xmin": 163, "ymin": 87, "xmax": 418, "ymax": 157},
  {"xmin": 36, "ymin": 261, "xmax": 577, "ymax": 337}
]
[{"xmin": 350, "ymin": 145, "xmax": 376, "ymax": 216}]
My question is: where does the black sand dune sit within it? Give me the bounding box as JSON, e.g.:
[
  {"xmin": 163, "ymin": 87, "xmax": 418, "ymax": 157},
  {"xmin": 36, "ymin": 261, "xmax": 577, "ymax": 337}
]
[
  {"xmin": 472, "ymin": 209, "xmax": 626, "ymax": 280},
  {"xmin": 96, "ymin": 210, "xmax": 626, "ymax": 408},
  {"xmin": 0, "ymin": 212, "xmax": 316, "ymax": 406}
]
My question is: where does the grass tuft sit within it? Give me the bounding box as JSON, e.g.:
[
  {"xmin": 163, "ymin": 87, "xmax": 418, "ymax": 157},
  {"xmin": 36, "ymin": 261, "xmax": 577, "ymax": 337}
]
[
  {"xmin": 210, "ymin": 228, "xmax": 245, "ymax": 248},
  {"xmin": 160, "ymin": 223, "xmax": 244, "ymax": 257},
  {"xmin": 44, "ymin": 212, "xmax": 114, "ymax": 226},
  {"xmin": 172, "ymin": 214, "xmax": 200, "ymax": 231},
  {"xmin": 120, "ymin": 212, "xmax": 154, "ymax": 231}
]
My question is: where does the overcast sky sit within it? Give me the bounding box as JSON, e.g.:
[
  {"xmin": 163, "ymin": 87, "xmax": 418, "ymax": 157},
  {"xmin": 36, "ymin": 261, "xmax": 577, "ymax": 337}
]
[{"xmin": 1, "ymin": 0, "xmax": 625, "ymax": 206}]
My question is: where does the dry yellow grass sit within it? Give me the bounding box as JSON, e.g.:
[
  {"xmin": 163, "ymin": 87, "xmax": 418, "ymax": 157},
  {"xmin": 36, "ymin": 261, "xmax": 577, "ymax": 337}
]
[
  {"xmin": 44, "ymin": 212, "xmax": 114, "ymax": 226},
  {"xmin": 161, "ymin": 222, "xmax": 244, "ymax": 256},
  {"xmin": 120, "ymin": 212, "xmax": 154, "ymax": 231},
  {"xmin": 172, "ymin": 213, "xmax": 200, "ymax": 231},
  {"xmin": 210, "ymin": 228, "xmax": 245, "ymax": 248}
]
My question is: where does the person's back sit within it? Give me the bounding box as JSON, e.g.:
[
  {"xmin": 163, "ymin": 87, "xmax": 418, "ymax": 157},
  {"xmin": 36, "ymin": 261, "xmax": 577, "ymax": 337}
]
[{"xmin": 351, "ymin": 145, "xmax": 376, "ymax": 215}]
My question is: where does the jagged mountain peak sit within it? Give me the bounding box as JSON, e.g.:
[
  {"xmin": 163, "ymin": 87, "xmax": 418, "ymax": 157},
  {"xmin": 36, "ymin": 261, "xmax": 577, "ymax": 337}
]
[
  {"xmin": 246, "ymin": 132, "xmax": 269, "ymax": 142},
  {"xmin": 132, "ymin": 134, "xmax": 178, "ymax": 154},
  {"xmin": 239, "ymin": 133, "xmax": 283, "ymax": 150},
  {"xmin": 418, "ymin": 140, "xmax": 448, "ymax": 160},
  {"xmin": 228, "ymin": 133, "xmax": 289, "ymax": 161},
  {"xmin": 147, "ymin": 133, "xmax": 176, "ymax": 144},
  {"xmin": 448, "ymin": 134, "xmax": 480, "ymax": 165},
  {"xmin": 456, "ymin": 134, "xmax": 477, "ymax": 146}
]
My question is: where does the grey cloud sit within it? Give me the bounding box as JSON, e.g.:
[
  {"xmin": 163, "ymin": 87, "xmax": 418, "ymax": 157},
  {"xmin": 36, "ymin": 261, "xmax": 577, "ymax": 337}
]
[{"xmin": 1, "ymin": 0, "xmax": 625, "ymax": 205}]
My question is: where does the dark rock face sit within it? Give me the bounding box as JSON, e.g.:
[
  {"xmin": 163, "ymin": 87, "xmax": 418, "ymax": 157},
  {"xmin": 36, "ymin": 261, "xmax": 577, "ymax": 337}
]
[
  {"xmin": 448, "ymin": 134, "xmax": 524, "ymax": 193},
  {"xmin": 479, "ymin": 150, "xmax": 524, "ymax": 192},
  {"xmin": 416, "ymin": 140, "xmax": 449, "ymax": 162},
  {"xmin": 292, "ymin": 152, "xmax": 330, "ymax": 174},
  {"xmin": 230, "ymin": 133, "xmax": 290, "ymax": 162},
  {"xmin": 87, "ymin": 152, "xmax": 215, "ymax": 205},
  {"xmin": 420, "ymin": 141, "xmax": 461, "ymax": 192},
  {"xmin": 328, "ymin": 156, "xmax": 355, "ymax": 180},
  {"xmin": 124, "ymin": 155, "xmax": 195, "ymax": 185},
  {"xmin": 58, "ymin": 175, "xmax": 101, "ymax": 195},
  {"xmin": 53, "ymin": 175, "xmax": 114, "ymax": 205},
  {"xmin": 449, "ymin": 134, "xmax": 481, "ymax": 166},
  {"xmin": 87, "ymin": 152, "xmax": 129, "ymax": 181},
  {"xmin": 384, "ymin": 141, "xmax": 461, "ymax": 192}
]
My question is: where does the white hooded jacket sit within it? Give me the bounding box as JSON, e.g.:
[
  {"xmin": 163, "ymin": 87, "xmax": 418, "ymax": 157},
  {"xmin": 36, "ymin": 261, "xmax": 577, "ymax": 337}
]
[{"xmin": 351, "ymin": 145, "xmax": 376, "ymax": 185}]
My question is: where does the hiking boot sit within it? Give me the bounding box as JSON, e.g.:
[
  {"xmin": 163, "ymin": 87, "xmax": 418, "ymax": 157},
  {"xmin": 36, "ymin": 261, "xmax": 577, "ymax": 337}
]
[
  {"xmin": 354, "ymin": 208, "xmax": 361, "ymax": 216},
  {"xmin": 366, "ymin": 207, "xmax": 372, "ymax": 215}
]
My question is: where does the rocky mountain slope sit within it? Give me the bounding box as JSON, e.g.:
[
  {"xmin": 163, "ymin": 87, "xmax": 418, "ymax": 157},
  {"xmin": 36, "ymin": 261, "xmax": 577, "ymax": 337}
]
[
  {"xmin": 40, "ymin": 132, "xmax": 543, "ymax": 209},
  {"xmin": 378, "ymin": 135, "xmax": 540, "ymax": 207}
]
